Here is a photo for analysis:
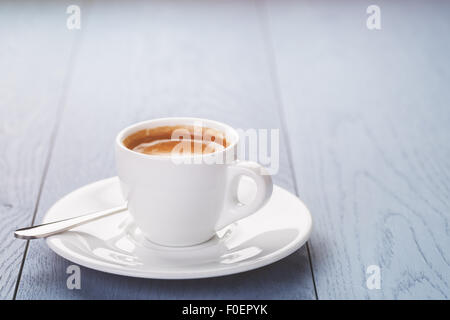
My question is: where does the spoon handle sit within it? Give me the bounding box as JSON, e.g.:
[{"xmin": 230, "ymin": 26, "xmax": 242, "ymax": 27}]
[{"xmin": 14, "ymin": 204, "xmax": 128, "ymax": 240}]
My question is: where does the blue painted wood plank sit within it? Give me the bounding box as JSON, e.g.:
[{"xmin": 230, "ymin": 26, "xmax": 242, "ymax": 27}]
[
  {"xmin": 266, "ymin": 0, "xmax": 450, "ymax": 298},
  {"xmin": 0, "ymin": 1, "xmax": 79, "ymax": 299},
  {"xmin": 16, "ymin": 0, "xmax": 316, "ymax": 299}
]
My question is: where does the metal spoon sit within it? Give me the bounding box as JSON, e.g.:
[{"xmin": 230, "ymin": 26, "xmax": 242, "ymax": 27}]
[{"xmin": 14, "ymin": 204, "xmax": 128, "ymax": 240}]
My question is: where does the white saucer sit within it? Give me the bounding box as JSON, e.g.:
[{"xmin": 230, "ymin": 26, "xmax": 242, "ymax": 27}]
[{"xmin": 43, "ymin": 177, "xmax": 312, "ymax": 279}]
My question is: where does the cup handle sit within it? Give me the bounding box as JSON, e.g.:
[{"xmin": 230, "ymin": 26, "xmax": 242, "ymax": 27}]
[{"xmin": 215, "ymin": 161, "xmax": 273, "ymax": 230}]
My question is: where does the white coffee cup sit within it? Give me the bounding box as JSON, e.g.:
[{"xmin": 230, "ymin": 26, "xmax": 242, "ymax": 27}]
[{"xmin": 115, "ymin": 117, "xmax": 273, "ymax": 247}]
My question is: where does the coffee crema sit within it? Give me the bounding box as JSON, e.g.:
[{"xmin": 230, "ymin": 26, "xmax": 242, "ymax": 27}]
[{"xmin": 123, "ymin": 125, "xmax": 230, "ymax": 156}]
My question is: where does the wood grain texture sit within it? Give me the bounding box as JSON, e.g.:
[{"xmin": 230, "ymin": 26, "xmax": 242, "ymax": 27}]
[
  {"xmin": 266, "ymin": 0, "xmax": 450, "ymax": 298},
  {"xmin": 15, "ymin": 0, "xmax": 316, "ymax": 299},
  {"xmin": 0, "ymin": 1, "xmax": 80, "ymax": 299}
]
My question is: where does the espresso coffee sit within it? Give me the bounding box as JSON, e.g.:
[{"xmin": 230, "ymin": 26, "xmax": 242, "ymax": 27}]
[
  {"xmin": 116, "ymin": 118, "xmax": 273, "ymax": 246},
  {"xmin": 123, "ymin": 125, "xmax": 229, "ymax": 156}
]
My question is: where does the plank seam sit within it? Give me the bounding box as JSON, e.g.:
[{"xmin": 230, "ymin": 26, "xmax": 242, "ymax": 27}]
[
  {"xmin": 258, "ymin": 0, "xmax": 319, "ymax": 300},
  {"xmin": 12, "ymin": 2, "xmax": 88, "ymax": 299}
]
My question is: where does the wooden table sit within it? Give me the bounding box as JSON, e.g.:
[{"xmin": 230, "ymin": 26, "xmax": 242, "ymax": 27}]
[{"xmin": 1, "ymin": 0, "xmax": 449, "ymax": 299}]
